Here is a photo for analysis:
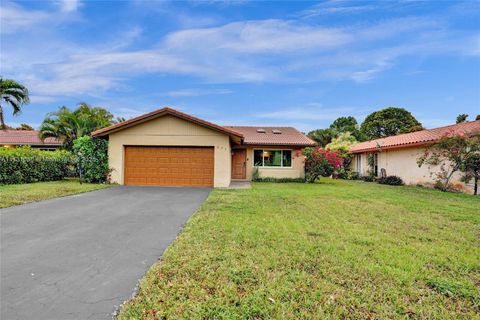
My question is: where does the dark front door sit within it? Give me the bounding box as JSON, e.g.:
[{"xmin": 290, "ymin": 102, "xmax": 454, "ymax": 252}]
[{"xmin": 232, "ymin": 149, "xmax": 246, "ymax": 179}]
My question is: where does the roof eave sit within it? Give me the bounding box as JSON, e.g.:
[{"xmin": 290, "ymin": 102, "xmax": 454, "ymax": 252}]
[
  {"xmin": 350, "ymin": 141, "xmax": 434, "ymax": 153},
  {"xmin": 92, "ymin": 107, "xmax": 244, "ymax": 139}
]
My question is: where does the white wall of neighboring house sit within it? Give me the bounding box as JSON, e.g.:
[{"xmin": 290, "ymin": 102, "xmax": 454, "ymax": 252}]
[{"xmin": 351, "ymin": 146, "xmax": 475, "ymax": 194}]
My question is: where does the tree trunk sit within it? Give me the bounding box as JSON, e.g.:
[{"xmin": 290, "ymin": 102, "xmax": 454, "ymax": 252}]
[
  {"xmin": 0, "ymin": 105, "xmax": 5, "ymax": 129},
  {"xmin": 475, "ymin": 177, "xmax": 478, "ymax": 196}
]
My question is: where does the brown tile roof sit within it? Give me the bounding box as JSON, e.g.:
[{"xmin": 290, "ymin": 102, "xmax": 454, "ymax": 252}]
[
  {"xmin": 0, "ymin": 130, "xmax": 62, "ymax": 146},
  {"xmin": 227, "ymin": 126, "xmax": 316, "ymax": 147},
  {"xmin": 350, "ymin": 120, "xmax": 480, "ymax": 153},
  {"xmin": 92, "ymin": 107, "xmax": 244, "ymax": 138}
]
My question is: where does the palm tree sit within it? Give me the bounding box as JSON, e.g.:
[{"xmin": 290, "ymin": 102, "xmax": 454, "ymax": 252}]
[
  {"xmin": 40, "ymin": 103, "xmax": 114, "ymax": 149},
  {"xmin": 0, "ymin": 78, "xmax": 30, "ymax": 129}
]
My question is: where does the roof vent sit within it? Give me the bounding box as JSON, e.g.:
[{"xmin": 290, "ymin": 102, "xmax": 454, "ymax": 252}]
[
  {"xmin": 272, "ymin": 129, "xmax": 282, "ymax": 134},
  {"xmin": 256, "ymin": 128, "xmax": 266, "ymax": 133}
]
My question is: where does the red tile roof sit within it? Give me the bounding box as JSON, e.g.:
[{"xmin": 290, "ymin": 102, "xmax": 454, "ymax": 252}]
[
  {"xmin": 92, "ymin": 107, "xmax": 244, "ymax": 138},
  {"xmin": 0, "ymin": 130, "xmax": 62, "ymax": 146},
  {"xmin": 227, "ymin": 126, "xmax": 316, "ymax": 147},
  {"xmin": 350, "ymin": 120, "xmax": 480, "ymax": 153}
]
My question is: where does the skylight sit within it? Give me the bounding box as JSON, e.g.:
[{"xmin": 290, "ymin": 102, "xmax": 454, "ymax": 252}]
[
  {"xmin": 272, "ymin": 129, "xmax": 282, "ymax": 134},
  {"xmin": 256, "ymin": 128, "xmax": 266, "ymax": 133}
]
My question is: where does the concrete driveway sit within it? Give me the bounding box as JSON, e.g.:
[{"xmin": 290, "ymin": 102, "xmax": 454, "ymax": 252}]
[{"xmin": 1, "ymin": 186, "xmax": 211, "ymax": 320}]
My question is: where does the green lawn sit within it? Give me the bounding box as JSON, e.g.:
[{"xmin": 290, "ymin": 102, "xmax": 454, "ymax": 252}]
[
  {"xmin": 118, "ymin": 180, "xmax": 479, "ymax": 320},
  {"xmin": 0, "ymin": 179, "xmax": 111, "ymax": 208}
]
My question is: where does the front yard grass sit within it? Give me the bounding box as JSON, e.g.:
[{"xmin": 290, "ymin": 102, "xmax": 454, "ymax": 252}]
[
  {"xmin": 0, "ymin": 179, "xmax": 111, "ymax": 208},
  {"xmin": 118, "ymin": 180, "xmax": 479, "ymax": 319}
]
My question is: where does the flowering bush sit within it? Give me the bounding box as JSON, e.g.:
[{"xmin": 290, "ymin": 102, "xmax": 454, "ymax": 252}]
[
  {"xmin": 299, "ymin": 147, "xmax": 343, "ymax": 183},
  {"xmin": 417, "ymin": 132, "xmax": 480, "ymax": 192}
]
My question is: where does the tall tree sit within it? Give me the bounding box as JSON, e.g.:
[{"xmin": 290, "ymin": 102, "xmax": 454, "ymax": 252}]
[
  {"xmin": 456, "ymin": 114, "xmax": 468, "ymax": 123},
  {"xmin": 40, "ymin": 103, "xmax": 115, "ymax": 149},
  {"xmin": 329, "ymin": 116, "xmax": 363, "ymax": 141},
  {"xmin": 0, "ymin": 78, "xmax": 30, "ymax": 129},
  {"xmin": 307, "ymin": 128, "xmax": 334, "ymax": 147},
  {"xmin": 360, "ymin": 107, "xmax": 423, "ymax": 140}
]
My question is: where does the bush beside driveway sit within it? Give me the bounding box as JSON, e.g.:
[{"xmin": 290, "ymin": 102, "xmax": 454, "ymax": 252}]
[{"xmin": 118, "ymin": 180, "xmax": 479, "ymax": 319}]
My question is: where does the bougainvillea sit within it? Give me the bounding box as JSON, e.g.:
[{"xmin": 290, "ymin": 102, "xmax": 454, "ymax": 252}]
[
  {"xmin": 297, "ymin": 147, "xmax": 343, "ymax": 183},
  {"xmin": 417, "ymin": 132, "xmax": 480, "ymax": 192}
]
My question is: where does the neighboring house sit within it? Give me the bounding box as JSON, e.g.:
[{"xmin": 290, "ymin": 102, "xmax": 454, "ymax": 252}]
[
  {"xmin": 350, "ymin": 120, "xmax": 480, "ymax": 194},
  {"xmin": 92, "ymin": 107, "xmax": 315, "ymax": 187},
  {"xmin": 0, "ymin": 130, "xmax": 62, "ymax": 150}
]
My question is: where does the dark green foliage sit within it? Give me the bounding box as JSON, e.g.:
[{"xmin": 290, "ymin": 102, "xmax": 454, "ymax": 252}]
[
  {"xmin": 0, "ymin": 146, "xmax": 74, "ymax": 184},
  {"xmin": 252, "ymin": 176, "xmax": 306, "ymax": 183},
  {"xmin": 329, "ymin": 116, "xmax": 364, "ymax": 141},
  {"xmin": 456, "ymin": 114, "xmax": 468, "ymax": 123},
  {"xmin": 360, "ymin": 107, "xmax": 423, "ymax": 140},
  {"xmin": 40, "ymin": 103, "xmax": 116, "ymax": 150},
  {"xmin": 377, "ymin": 175, "xmax": 404, "ymax": 186},
  {"xmin": 307, "ymin": 128, "xmax": 334, "ymax": 147},
  {"xmin": 476, "ymin": 115, "xmax": 480, "ymax": 121},
  {"xmin": 73, "ymin": 136, "xmax": 110, "ymax": 183},
  {"xmin": 461, "ymin": 153, "xmax": 480, "ymax": 195}
]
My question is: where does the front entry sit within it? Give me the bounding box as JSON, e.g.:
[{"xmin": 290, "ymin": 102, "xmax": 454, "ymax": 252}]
[{"xmin": 231, "ymin": 149, "xmax": 246, "ymax": 179}]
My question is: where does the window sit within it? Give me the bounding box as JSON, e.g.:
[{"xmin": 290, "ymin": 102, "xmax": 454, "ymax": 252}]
[
  {"xmin": 253, "ymin": 149, "xmax": 292, "ymax": 167},
  {"xmin": 356, "ymin": 155, "xmax": 361, "ymax": 172},
  {"xmin": 374, "ymin": 153, "xmax": 378, "ymax": 177}
]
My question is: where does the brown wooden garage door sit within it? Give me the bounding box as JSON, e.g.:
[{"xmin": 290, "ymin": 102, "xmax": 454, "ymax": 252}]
[{"xmin": 124, "ymin": 146, "xmax": 214, "ymax": 187}]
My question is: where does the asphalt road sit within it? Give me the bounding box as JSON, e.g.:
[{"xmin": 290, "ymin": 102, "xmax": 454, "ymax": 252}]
[{"xmin": 0, "ymin": 186, "xmax": 211, "ymax": 320}]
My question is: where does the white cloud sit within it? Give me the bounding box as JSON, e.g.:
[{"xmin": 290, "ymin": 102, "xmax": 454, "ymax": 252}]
[
  {"xmin": 0, "ymin": 2, "xmax": 49, "ymax": 34},
  {"xmin": 164, "ymin": 88, "xmax": 234, "ymax": 97},
  {"xmin": 56, "ymin": 0, "xmax": 82, "ymax": 13},
  {"xmin": 165, "ymin": 20, "xmax": 351, "ymax": 53},
  {"xmin": 2, "ymin": 2, "xmax": 478, "ymax": 98}
]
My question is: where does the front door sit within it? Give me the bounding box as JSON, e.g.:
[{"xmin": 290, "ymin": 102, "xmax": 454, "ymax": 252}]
[{"xmin": 232, "ymin": 149, "xmax": 246, "ymax": 179}]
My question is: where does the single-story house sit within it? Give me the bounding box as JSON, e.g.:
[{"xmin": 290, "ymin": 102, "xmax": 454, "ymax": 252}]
[
  {"xmin": 350, "ymin": 120, "xmax": 480, "ymax": 194},
  {"xmin": 0, "ymin": 130, "xmax": 62, "ymax": 150},
  {"xmin": 92, "ymin": 107, "xmax": 315, "ymax": 187}
]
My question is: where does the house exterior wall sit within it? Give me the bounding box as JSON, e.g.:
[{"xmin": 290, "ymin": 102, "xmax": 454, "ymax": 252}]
[
  {"xmin": 108, "ymin": 115, "xmax": 231, "ymax": 188},
  {"xmin": 351, "ymin": 146, "xmax": 474, "ymax": 194},
  {"xmin": 240, "ymin": 146, "xmax": 305, "ymax": 180}
]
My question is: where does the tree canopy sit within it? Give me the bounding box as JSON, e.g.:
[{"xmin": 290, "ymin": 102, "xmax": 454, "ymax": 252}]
[
  {"xmin": 329, "ymin": 116, "xmax": 363, "ymax": 140},
  {"xmin": 40, "ymin": 103, "xmax": 116, "ymax": 149},
  {"xmin": 456, "ymin": 114, "xmax": 468, "ymax": 123},
  {"xmin": 307, "ymin": 128, "xmax": 335, "ymax": 147},
  {"xmin": 360, "ymin": 107, "xmax": 423, "ymax": 140},
  {"xmin": 0, "ymin": 78, "xmax": 30, "ymax": 129}
]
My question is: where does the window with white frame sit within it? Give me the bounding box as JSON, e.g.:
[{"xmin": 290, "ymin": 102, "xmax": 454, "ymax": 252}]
[{"xmin": 253, "ymin": 149, "xmax": 292, "ymax": 167}]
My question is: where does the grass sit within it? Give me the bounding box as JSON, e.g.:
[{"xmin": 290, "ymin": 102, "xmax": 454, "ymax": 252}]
[
  {"xmin": 117, "ymin": 180, "xmax": 480, "ymax": 320},
  {"xmin": 0, "ymin": 179, "xmax": 112, "ymax": 208}
]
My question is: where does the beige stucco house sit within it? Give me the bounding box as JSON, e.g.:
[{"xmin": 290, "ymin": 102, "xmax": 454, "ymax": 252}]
[
  {"xmin": 92, "ymin": 107, "xmax": 315, "ymax": 188},
  {"xmin": 350, "ymin": 120, "xmax": 480, "ymax": 194}
]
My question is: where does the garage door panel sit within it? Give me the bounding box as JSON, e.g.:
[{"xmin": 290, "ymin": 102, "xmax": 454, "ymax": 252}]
[{"xmin": 124, "ymin": 146, "xmax": 214, "ymax": 187}]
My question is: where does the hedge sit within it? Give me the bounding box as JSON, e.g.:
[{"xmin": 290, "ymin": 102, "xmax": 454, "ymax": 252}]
[
  {"xmin": 0, "ymin": 146, "xmax": 75, "ymax": 185},
  {"xmin": 73, "ymin": 136, "xmax": 109, "ymax": 183}
]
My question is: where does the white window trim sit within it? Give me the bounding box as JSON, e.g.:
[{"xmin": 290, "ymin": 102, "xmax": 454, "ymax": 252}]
[{"xmin": 253, "ymin": 149, "xmax": 293, "ymax": 168}]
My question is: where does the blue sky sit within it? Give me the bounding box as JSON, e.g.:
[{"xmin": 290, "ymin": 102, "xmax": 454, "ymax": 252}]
[{"xmin": 1, "ymin": 0, "xmax": 479, "ymax": 132}]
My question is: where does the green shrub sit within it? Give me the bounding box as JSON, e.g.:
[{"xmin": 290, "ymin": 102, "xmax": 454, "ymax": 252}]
[
  {"xmin": 377, "ymin": 175, "xmax": 404, "ymax": 186},
  {"xmin": 0, "ymin": 146, "xmax": 75, "ymax": 184},
  {"xmin": 73, "ymin": 136, "xmax": 110, "ymax": 183},
  {"xmin": 253, "ymin": 176, "xmax": 306, "ymax": 183}
]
